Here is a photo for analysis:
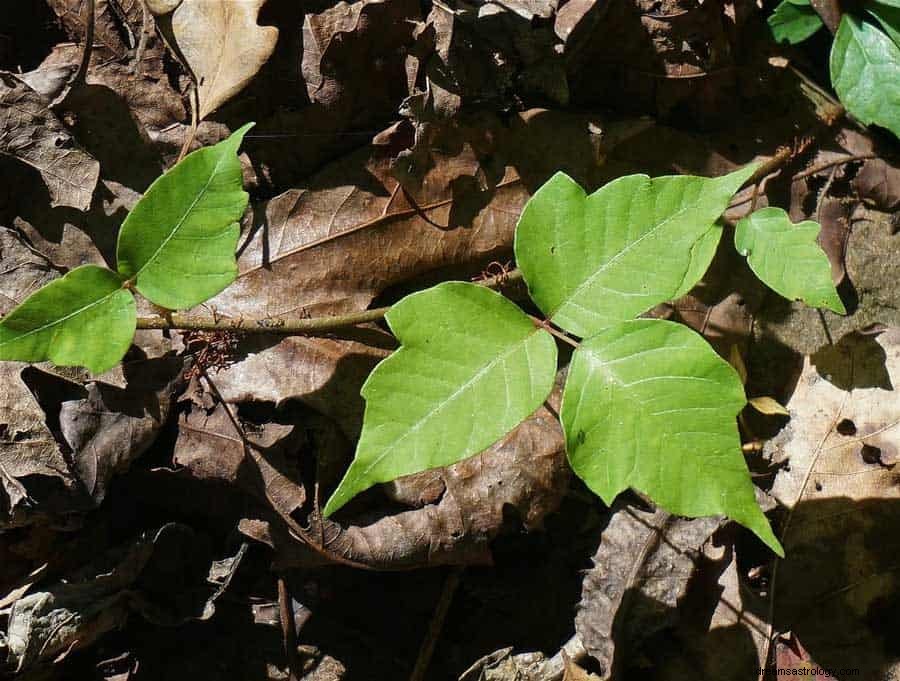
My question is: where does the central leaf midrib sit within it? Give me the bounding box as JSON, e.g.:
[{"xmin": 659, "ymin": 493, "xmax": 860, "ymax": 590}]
[
  {"xmin": 357, "ymin": 329, "xmax": 541, "ymax": 480},
  {"xmin": 0, "ymin": 287, "xmax": 123, "ymax": 349},
  {"xmin": 133, "ymin": 149, "xmax": 228, "ymax": 281},
  {"xmin": 550, "ymin": 189, "xmax": 707, "ymax": 320}
]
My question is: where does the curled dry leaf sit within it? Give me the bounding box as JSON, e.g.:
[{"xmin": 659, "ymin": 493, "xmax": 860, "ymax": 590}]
[
  {"xmin": 2, "ymin": 523, "xmax": 244, "ymax": 674},
  {"xmin": 1, "ymin": 228, "xmax": 184, "ymax": 528},
  {"xmin": 239, "ymin": 391, "xmax": 567, "ymax": 569},
  {"xmin": 150, "ymin": 0, "xmax": 279, "ymax": 120},
  {"xmin": 766, "ymin": 328, "xmax": 900, "ymax": 679},
  {"xmin": 621, "ymin": 528, "xmax": 771, "ymax": 681},
  {"xmin": 0, "ymin": 73, "xmax": 100, "ymax": 211},
  {"xmin": 575, "ymin": 502, "xmax": 724, "ymax": 677}
]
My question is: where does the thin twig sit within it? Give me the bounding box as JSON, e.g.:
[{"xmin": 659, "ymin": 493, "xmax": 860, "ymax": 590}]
[
  {"xmin": 177, "ymin": 85, "xmax": 199, "ymax": 162},
  {"xmin": 278, "ymin": 575, "xmax": 301, "ymax": 681},
  {"xmin": 793, "ymin": 153, "xmax": 876, "ymax": 181},
  {"xmin": 409, "ymin": 568, "xmax": 463, "ymax": 681}
]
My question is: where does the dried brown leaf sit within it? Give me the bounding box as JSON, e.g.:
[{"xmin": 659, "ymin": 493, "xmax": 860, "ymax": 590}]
[
  {"xmin": 766, "ymin": 328, "xmax": 900, "ymax": 678},
  {"xmin": 152, "ymin": 0, "xmax": 278, "ymax": 120},
  {"xmin": 240, "ymin": 394, "xmax": 567, "ymax": 569},
  {"xmin": 2, "ymin": 524, "xmax": 244, "ymax": 673},
  {"xmin": 575, "ymin": 503, "xmax": 724, "ymax": 677},
  {"xmin": 0, "ymin": 72, "xmax": 99, "ymax": 211}
]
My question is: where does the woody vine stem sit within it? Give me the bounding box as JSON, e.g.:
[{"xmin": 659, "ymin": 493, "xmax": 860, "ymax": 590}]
[{"xmin": 133, "ymin": 132, "xmax": 835, "ymax": 338}]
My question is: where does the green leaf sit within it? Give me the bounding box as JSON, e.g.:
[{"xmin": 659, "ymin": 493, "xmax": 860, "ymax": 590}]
[
  {"xmin": 868, "ymin": 1, "xmax": 900, "ymax": 49},
  {"xmin": 768, "ymin": 0, "xmax": 824, "ymax": 44},
  {"xmin": 561, "ymin": 319, "xmax": 782, "ymax": 555},
  {"xmin": 0, "ymin": 265, "xmax": 136, "ymax": 374},
  {"xmin": 116, "ymin": 123, "xmax": 253, "ymax": 310},
  {"xmin": 670, "ymin": 223, "xmax": 723, "ymax": 300},
  {"xmin": 735, "ymin": 207, "xmax": 845, "ymax": 313},
  {"xmin": 514, "ymin": 165, "xmax": 756, "ymax": 338},
  {"xmin": 323, "ymin": 281, "xmax": 558, "ymax": 517},
  {"xmin": 830, "ymin": 15, "xmax": 900, "ymax": 138}
]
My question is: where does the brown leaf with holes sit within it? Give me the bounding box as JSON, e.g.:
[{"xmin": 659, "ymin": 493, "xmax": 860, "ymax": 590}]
[
  {"xmin": 0, "ymin": 72, "xmax": 100, "ymax": 211},
  {"xmin": 575, "ymin": 502, "xmax": 724, "ymax": 678},
  {"xmin": 764, "ymin": 328, "xmax": 900, "ymax": 679}
]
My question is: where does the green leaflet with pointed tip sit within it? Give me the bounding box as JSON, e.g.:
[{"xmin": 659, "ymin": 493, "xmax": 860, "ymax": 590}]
[
  {"xmin": 0, "ymin": 265, "xmax": 136, "ymax": 374},
  {"xmin": 561, "ymin": 319, "xmax": 783, "ymax": 555},
  {"xmin": 735, "ymin": 207, "xmax": 845, "ymax": 313},
  {"xmin": 868, "ymin": 1, "xmax": 900, "ymax": 50},
  {"xmin": 514, "ymin": 165, "xmax": 756, "ymax": 338},
  {"xmin": 323, "ymin": 282, "xmax": 558, "ymax": 517},
  {"xmin": 116, "ymin": 123, "xmax": 253, "ymax": 310},
  {"xmin": 768, "ymin": 0, "xmax": 824, "ymax": 44},
  {"xmin": 830, "ymin": 16, "xmax": 900, "ymax": 139}
]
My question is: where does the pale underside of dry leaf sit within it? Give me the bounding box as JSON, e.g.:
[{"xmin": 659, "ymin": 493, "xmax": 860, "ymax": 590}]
[
  {"xmin": 767, "ymin": 328, "xmax": 900, "ymax": 679},
  {"xmin": 154, "ymin": 0, "xmax": 279, "ymax": 120}
]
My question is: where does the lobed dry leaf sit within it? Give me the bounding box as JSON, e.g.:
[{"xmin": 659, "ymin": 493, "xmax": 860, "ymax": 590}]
[{"xmin": 150, "ymin": 0, "xmax": 278, "ymax": 120}]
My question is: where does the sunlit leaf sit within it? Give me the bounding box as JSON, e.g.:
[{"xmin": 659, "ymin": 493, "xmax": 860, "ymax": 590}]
[
  {"xmin": 735, "ymin": 207, "xmax": 845, "ymax": 313},
  {"xmin": 514, "ymin": 165, "xmax": 756, "ymax": 338},
  {"xmin": 0, "ymin": 266, "xmax": 135, "ymax": 374},
  {"xmin": 323, "ymin": 282, "xmax": 557, "ymax": 516},
  {"xmin": 561, "ymin": 319, "xmax": 782, "ymax": 555},
  {"xmin": 116, "ymin": 124, "xmax": 253, "ymax": 310},
  {"xmin": 830, "ymin": 15, "xmax": 900, "ymax": 138}
]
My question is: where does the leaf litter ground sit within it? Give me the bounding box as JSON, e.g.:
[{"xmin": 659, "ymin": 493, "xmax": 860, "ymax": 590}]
[{"xmin": 1, "ymin": 0, "xmax": 899, "ymax": 679}]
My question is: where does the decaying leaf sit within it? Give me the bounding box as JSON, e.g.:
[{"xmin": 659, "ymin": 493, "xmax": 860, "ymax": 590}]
[
  {"xmin": 766, "ymin": 328, "xmax": 900, "ymax": 678},
  {"xmin": 150, "ymin": 0, "xmax": 278, "ymax": 120},
  {"xmin": 2, "ymin": 523, "xmax": 244, "ymax": 673},
  {"xmin": 239, "ymin": 388, "xmax": 568, "ymax": 569},
  {"xmin": 0, "ymin": 73, "xmax": 100, "ymax": 211},
  {"xmin": 575, "ymin": 502, "xmax": 724, "ymax": 677},
  {"xmin": 174, "ymin": 398, "xmax": 308, "ymax": 522}
]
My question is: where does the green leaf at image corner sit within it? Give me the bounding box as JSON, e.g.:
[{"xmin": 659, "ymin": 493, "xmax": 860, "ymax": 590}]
[
  {"xmin": 0, "ymin": 265, "xmax": 136, "ymax": 374},
  {"xmin": 116, "ymin": 123, "xmax": 253, "ymax": 310},
  {"xmin": 561, "ymin": 319, "xmax": 783, "ymax": 556},
  {"xmin": 323, "ymin": 281, "xmax": 558, "ymax": 517},
  {"xmin": 831, "ymin": 15, "xmax": 900, "ymax": 138},
  {"xmin": 735, "ymin": 207, "xmax": 845, "ymax": 313},
  {"xmin": 768, "ymin": 0, "xmax": 824, "ymax": 44},
  {"xmin": 868, "ymin": 1, "xmax": 900, "ymax": 49},
  {"xmin": 514, "ymin": 164, "xmax": 756, "ymax": 339}
]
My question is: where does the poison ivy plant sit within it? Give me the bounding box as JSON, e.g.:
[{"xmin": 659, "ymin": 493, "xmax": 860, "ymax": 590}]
[
  {"xmin": 830, "ymin": 15, "xmax": 900, "ymax": 138},
  {"xmin": 768, "ymin": 0, "xmax": 900, "ymax": 139},
  {"xmin": 513, "ymin": 165, "xmax": 756, "ymax": 338},
  {"xmin": 735, "ymin": 207, "xmax": 845, "ymax": 313},
  {"xmin": 560, "ymin": 319, "xmax": 781, "ymax": 553},
  {"xmin": 868, "ymin": 0, "xmax": 900, "ymax": 47},
  {"xmin": 768, "ymin": 0, "xmax": 824, "ymax": 44},
  {"xmin": 117, "ymin": 123, "xmax": 252, "ymax": 310},
  {"xmin": 0, "ymin": 266, "xmax": 135, "ymax": 374},
  {"xmin": 3, "ymin": 138, "xmax": 848, "ymax": 556},
  {"xmin": 322, "ymin": 282, "xmax": 558, "ymax": 517},
  {"xmin": 0, "ymin": 125, "xmax": 252, "ymax": 373}
]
